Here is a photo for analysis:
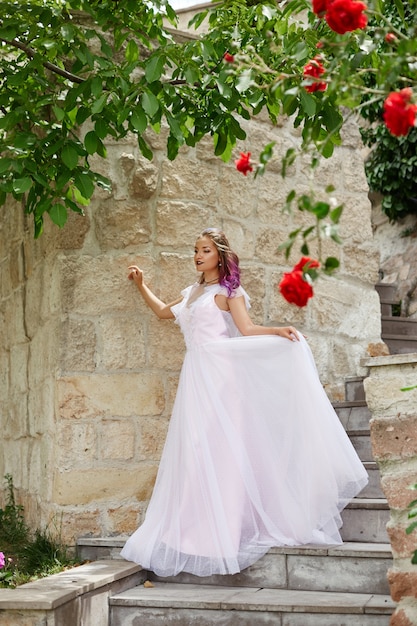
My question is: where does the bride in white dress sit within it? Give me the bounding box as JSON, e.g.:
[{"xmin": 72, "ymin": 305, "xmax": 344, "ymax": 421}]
[{"xmin": 121, "ymin": 228, "xmax": 368, "ymax": 577}]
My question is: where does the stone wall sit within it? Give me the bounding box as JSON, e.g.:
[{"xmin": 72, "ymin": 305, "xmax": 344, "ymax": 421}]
[
  {"xmin": 372, "ymin": 202, "xmax": 417, "ymax": 317},
  {"xmin": 363, "ymin": 354, "xmax": 417, "ymax": 626},
  {"xmin": 0, "ymin": 107, "xmax": 381, "ymax": 545}
]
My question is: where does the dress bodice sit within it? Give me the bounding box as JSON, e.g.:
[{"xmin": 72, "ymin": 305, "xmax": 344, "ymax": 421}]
[{"xmin": 171, "ymin": 283, "xmax": 250, "ymax": 350}]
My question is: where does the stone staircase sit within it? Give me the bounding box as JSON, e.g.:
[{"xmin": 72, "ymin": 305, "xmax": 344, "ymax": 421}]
[
  {"xmin": 77, "ymin": 378, "xmax": 395, "ymax": 625},
  {"xmin": 376, "ymin": 282, "xmax": 417, "ymax": 354}
]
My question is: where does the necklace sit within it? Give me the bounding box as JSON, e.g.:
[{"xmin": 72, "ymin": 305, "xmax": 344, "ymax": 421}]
[{"xmin": 203, "ymin": 277, "xmax": 219, "ymax": 285}]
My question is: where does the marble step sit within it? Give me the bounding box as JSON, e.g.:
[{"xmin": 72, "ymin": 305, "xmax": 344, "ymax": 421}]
[
  {"xmin": 341, "ymin": 499, "xmax": 389, "ymax": 543},
  {"xmin": 382, "ymin": 334, "xmax": 417, "ymax": 354},
  {"xmin": 360, "ymin": 461, "xmax": 384, "ymax": 498},
  {"xmin": 109, "ymin": 582, "xmax": 395, "ymax": 626},
  {"xmin": 77, "ymin": 539, "xmax": 391, "ymax": 595},
  {"xmin": 381, "ymin": 315, "xmax": 417, "ymax": 335},
  {"xmin": 344, "ymin": 377, "xmax": 366, "ymax": 403}
]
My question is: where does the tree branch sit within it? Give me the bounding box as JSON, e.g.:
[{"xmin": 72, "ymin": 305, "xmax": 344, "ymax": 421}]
[{"xmin": 0, "ymin": 37, "xmax": 85, "ymax": 84}]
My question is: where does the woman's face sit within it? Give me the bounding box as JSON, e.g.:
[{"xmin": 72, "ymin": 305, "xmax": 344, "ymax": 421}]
[{"xmin": 194, "ymin": 236, "xmax": 220, "ymax": 274}]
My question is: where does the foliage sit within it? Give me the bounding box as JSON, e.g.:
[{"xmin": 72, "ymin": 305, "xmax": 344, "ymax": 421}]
[
  {"xmin": 0, "ymin": 0, "xmax": 416, "ymax": 253},
  {"xmin": 0, "ymin": 475, "xmax": 78, "ymax": 587},
  {"xmin": 406, "ymin": 483, "xmax": 417, "ymax": 565},
  {"xmin": 359, "ymin": 0, "xmax": 417, "ymax": 221}
]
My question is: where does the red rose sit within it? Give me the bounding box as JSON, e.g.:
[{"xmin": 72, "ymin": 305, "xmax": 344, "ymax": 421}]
[
  {"xmin": 383, "ymin": 89, "xmax": 417, "ymax": 137},
  {"xmin": 235, "ymin": 152, "xmax": 253, "ymax": 176},
  {"xmin": 279, "ymin": 270, "xmax": 314, "ymax": 307},
  {"xmin": 223, "ymin": 52, "xmax": 235, "ymax": 63},
  {"xmin": 384, "ymin": 32, "xmax": 397, "ymax": 44},
  {"xmin": 312, "ymin": 0, "xmax": 329, "ymax": 16},
  {"xmin": 293, "ymin": 256, "xmax": 320, "ymax": 272},
  {"xmin": 303, "ymin": 57, "xmax": 327, "ymax": 93},
  {"xmin": 325, "ymin": 0, "xmax": 367, "ymax": 34}
]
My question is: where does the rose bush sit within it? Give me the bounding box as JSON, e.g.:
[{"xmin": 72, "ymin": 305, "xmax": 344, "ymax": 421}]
[
  {"xmin": 279, "ymin": 257, "xmax": 320, "ymax": 307},
  {"xmin": 235, "ymin": 152, "xmax": 253, "ymax": 176},
  {"xmin": 383, "ymin": 89, "xmax": 417, "ymax": 137},
  {"xmin": 279, "ymin": 271, "xmax": 314, "ymax": 307},
  {"xmin": 325, "ymin": 0, "xmax": 368, "ymax": 34},
  {"xmin": 303, "ymin": 57, "xmax": 327, "ymax": 93}
]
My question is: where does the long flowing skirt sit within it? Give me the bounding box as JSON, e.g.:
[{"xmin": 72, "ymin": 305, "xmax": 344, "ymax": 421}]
[{"xmin": 121, "ymin": 335, "xmax": 368, "ymax": 577}]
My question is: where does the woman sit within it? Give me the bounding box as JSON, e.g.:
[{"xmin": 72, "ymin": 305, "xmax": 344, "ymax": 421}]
[{"xmin": 121, "ymin": 228, "xmax": 368, "ymax": 577}]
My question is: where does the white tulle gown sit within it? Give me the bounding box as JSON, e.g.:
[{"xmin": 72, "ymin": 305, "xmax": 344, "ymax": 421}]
[{"xmin": 121, "ymin": 283, "xmax": 368, "ymax": 577}]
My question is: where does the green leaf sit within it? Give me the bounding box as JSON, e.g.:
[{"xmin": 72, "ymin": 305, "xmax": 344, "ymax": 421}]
[
  {"xmin": 324, "ymin": 257, "xmax": 340, "ymax": 272},
  {"xmin": 52, "ymin": 105, "xmax": 65, "ymax": 122},
  {"xmin": 125, "ymin": 39, "xmax": 139, "ymax": 64},
  {"xmin": 330, "ymin": 204, "xmax": 344, "ymax": 223},
  {"xmin": 299, "ymin": 90, "xmax": 317, "ymax": 117},
  {"xmin": 84, "ymin": 131, "xmax": 99, "ymax": 155},
  {"xmin": 145, "ymin": 54, "xmax": 166, "ymax": 83},
  {"xmin": 0, "ymin": 158, "xmax": 12, "ymax": 174},
  {"xmin": 394, "ymin": 0, "xmax": 404, "ymax": 19},
  {"xmin": 138, "ymin": 135, "xmax": 153, "ymax": 160},
  {"xmin": 13, "ymin": 177, "xmax": 32, "ymax": 194},
  {"xmin": 49, "ymin": 203, "xmax": 68, "ymax": 228},
  {"xmin": 91, "ymin": 94, "xmax": 107, "ymax": 115},
  {"xmin": 130, "ymin": 106, "xmax": 148, "ymax": 133},
  {"xmin": 142, "ymin": 91, "xmax": 160, "ymax": 118},
  {"xmin": 74, "ymin": 172, "xmax": 95, "ymax": 199},
  {"xmin": 61, "ymin": 145, "xmax": 79, "ymax": 170},
  {"xmin": 236, "ymin": 70, "xmax": 254, "ymax": 94}
]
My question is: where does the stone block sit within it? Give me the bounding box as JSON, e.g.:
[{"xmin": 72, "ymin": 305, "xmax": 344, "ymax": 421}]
[
  {"xmin": 57, "ymin": 372, "xmax": 165, "ymax": 420},
  {"xmin": 94, "ymin": 198, "xmax": 152, "ymax": 250},
  {"xmin": 217, "ymin": 165, "xmax": 259, "ymax": 219},
  {"xmin": 388, "ymin": 569, "xmax": 417, "ymax": 602},
  {"xmin": 9, "ymin": 242, "xmax": 24, "ymax": 288},
  {"xmin": 3, "ymin": 293, "xmax": 27, "ymax": 347},
  {"xmin": 60, "ymin": 318, "xmax": 96, "ymax": 372},
  {"xmin": 389, "ymin": 608, "xmax": 416, "ymax": 626},
  {"xmin": 157, "ymin": 252, "xmax": 196, "ymax": 302},
  {"xmin": 130, "ymin": 157, "xmax": 159, "ymax": 199},
  {"xmin": 156, "ymin": 201, "xmax": 212, "ymax": 247},
  {"xmin": 56, "ymin": 421, "xmax": 97, "ymax": 469},
  {"xmin": 387, "ymin": 522, "xmax": 417, "ymax": 559},
  {"xmin": 339, "ymin": 195, "xmax": 374, "ymax": 243},
  {"xmin": 107, "ymin": 504, "xmax": 142, "ymax": 535},
  {"xmin": 370, "ymin": 416, "xmax": 417, "ymax": 461},
  {"xmin": 139, "ymin": 417, "xmax": 169, "ymax": 461},
  {"xmin": 342, "ymin": 242, "xmax": 381, "ymax": 284},
  {"xmin": 364, "ymin": 366, "xmax": 417, "ymax": 418},
  {"xmin": 9, "ymin": 342, "xmax": 29, "ymax": 395},
  {"xmin": 222, "ymin": 220, "xmax": 255, "ymax": 261},
  {"xmin": 254, "ymin": 226, "xmax": 292, "ymax": 266},
  {"xmin": 99, "ymin": 419, "xmax": 136, "ymax": 460},
  {"xmin": 160, "ymin": 159, "xmax": 219, "ymax": 204},
  {"xmin": 381, "ymin": 471, "xmax": 417, "ymax": 510},
  {"xmin": 312, "ymin": 278, "xmax": 381, "ymax": 341},
  {"xmin": 147, "ymin": 317, "xmax": 186, "ymax": 370},
  {"xmin": 60, "ymin": 253, "xmax": 155, "ymax": 315},
  {"xmin": 98, "ymin": 316, "xmax": 146, "ymax": 370},
  {"xmin": 55, "ymin": 208, "xmax": 90, "ymax": 250},
  {"xmin": 53, "ymin": 464, "xmax": 157, "ymax": 505},
  {"xmin": 59, "ymin": 507, "xmax": 102, "ymax": 543}
]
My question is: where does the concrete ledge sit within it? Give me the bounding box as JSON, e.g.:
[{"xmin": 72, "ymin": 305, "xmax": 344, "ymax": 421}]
[
  {"xmin": 0, "ymin": 560, "xmax": 145, "ymax": 626},
  {"xmin": 361, "ymin": 353, "xmax": 417, "ymax": 368},
  {"xmin": 110, "ymin": 582, "xmax": 396, "ymax": 614}
]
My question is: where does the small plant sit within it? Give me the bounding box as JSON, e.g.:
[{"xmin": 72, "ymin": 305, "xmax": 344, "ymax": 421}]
[
  {"xmin": 0, "ymin": 475, "xmax": 79, "ymax": 587},
  {"xmin": 406, "ymin": 483, "xmax": 417, "ymax": 565}
]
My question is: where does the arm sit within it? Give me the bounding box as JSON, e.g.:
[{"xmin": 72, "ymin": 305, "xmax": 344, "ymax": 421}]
[
  {"xmin": 128, "ymin": 265, "xmax": 182, "ymax": 320},
  {"xmin": 228, "ymin": 295, "xmax": 300, "ymax": 341}
]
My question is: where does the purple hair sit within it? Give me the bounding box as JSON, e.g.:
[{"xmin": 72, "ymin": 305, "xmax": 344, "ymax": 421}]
[{"xmin": 198, "ymin": 228, "xmax": 241, "ymax": 296}]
